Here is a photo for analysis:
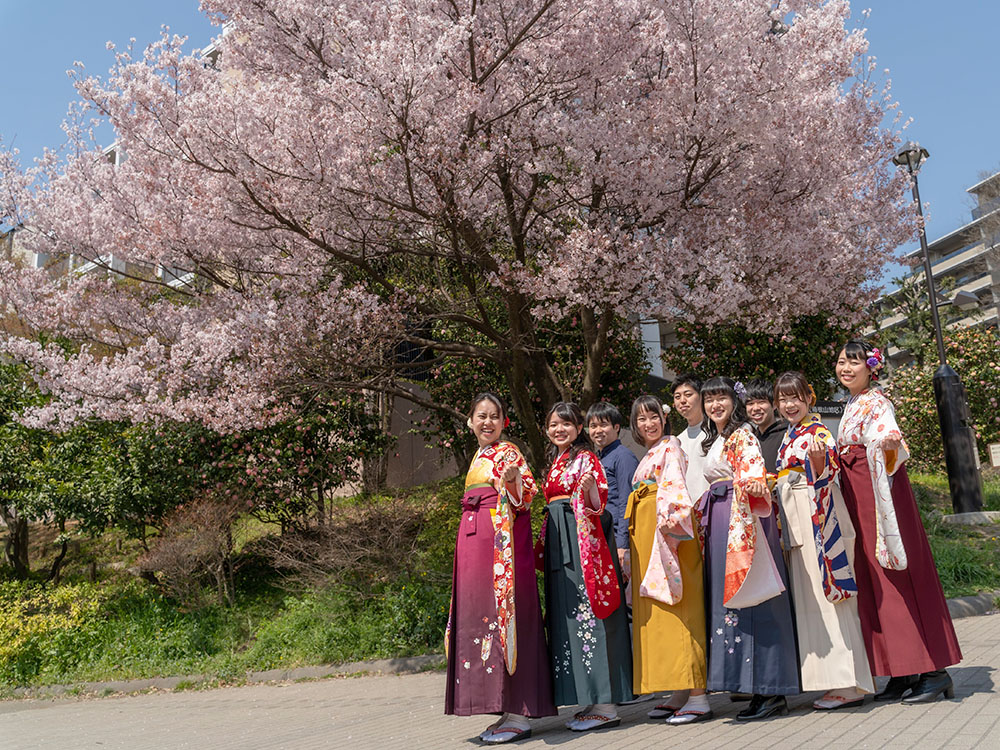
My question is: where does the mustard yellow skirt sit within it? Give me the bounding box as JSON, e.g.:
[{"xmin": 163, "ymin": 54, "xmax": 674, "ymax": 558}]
[{"xmin": 628, "ymin": 487, "xmax": 707, "ymax": 693}]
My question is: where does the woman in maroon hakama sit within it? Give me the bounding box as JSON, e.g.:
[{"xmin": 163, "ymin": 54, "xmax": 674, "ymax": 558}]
[
  {"xmin": 835, "ymin": 341, "xmax": 961, "ymax": 704},
  {"xmin": 444, "ymin": 392, "xmax": 555, "ymax": 744}
]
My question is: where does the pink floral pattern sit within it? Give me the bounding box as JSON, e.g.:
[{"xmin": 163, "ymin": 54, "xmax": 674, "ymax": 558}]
[
  {"xmin": 837, "ymin": 388, "xmax": 909, "ymax": 570},
  {"xmin": 544, "ymin": 450, "xmax": 621, "ymax": 619},
  {"xmin": 630, "ymin": 436, "xmax": 694, "ymax": 605}
]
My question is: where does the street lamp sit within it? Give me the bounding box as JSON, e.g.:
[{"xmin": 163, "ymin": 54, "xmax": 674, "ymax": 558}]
[{"xmin": 893, "ymin": 141, "xmax": 984, "ymax": 514}]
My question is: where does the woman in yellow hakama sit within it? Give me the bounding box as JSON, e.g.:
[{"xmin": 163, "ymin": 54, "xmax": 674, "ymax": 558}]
[{"xmin": 626, "ymin": 395, "xmax": 710, "ymax": 725}]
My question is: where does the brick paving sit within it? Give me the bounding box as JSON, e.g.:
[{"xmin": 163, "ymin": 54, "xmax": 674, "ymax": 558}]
[{"xmin": 0, "ymin": 611, "xmax": 997, "ymax": 750}]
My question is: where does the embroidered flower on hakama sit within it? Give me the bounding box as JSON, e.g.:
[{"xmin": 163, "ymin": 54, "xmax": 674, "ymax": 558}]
[
  {"xmin": 463, "ymin": 660, "xmax": 471, "ymax": 670},
  {"xmin": 724, "ymin": 611, "xmax": 739, "ymax": 627}
]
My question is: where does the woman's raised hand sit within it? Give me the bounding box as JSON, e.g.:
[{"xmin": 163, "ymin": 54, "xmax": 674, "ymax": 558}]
[
  {"xmin": 807, "ymin": 434, "xmax": 828, "ymax": 465},
  {"xmin": 501, "ymin": 464, "xmax": 519, "ymax": 485},
  {"xmin": 882, "ymin": 434, "xmax": 902, "ymax": 453}
]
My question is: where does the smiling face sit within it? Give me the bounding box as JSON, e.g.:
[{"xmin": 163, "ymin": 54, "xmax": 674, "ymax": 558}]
[
  {"xmin": 469, "ymin": 398, "xmax": 504, "ymax": 448},
  {"xmin": 746, "ymin": 398, "xmax": 775, "ymax": 431},
  {"xmin": 776, "ymin": 391, "xmax": 810, "ymax": 424},
  {"xmin": 703, "ymin": 391, "xmax": 735, "ymax": 432},
  {"xmin": 587, "ymin": 417, "xmax": 619, "ymax": 451},
  {"xmin": 673, "ymin": 384, "xmax": 703, "ymax": 426},
  {"xmin": 547, "ymin": 411, "xmax": 581, "ymax": 451},
  {"xmin": 635, "ymin": 407, "xmax": 664, "ymax": 448},
  {"xmin": 836, "ymin": 349, "xmax": 871, "ymax": 395}
]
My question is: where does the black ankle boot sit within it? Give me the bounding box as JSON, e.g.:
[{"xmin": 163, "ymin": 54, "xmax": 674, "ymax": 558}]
[
  {"xmin": 736, "ymin": 694, "xmax": 788, "ymax": 721},
  {"xmin": 874, "ymin": 675, "xmax": 918, "ymax": 702},
  {"xmin": 902, "ymin": 670, "xmax": 955, "ymax": 704}
]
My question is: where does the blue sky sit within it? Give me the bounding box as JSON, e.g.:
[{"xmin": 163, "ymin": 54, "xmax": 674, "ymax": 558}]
[{"xmin": 2, "ymin": 1, "xmax": 999, "ymax": 281}]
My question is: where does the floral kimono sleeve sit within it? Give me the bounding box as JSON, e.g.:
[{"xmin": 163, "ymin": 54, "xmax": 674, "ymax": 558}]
[
  {"xmin": 572, "ymin": 450, "xmax": 608, "ymax": 516},
  {"xmin": 861, "ymin": 392, "xmax": 910, "ymax": 569},
  {"xmin": 722, "ymin": 426, "xmax": 784, "ymax": 607},
  {"xmin": 569, "ymin": 450, "xmax": 619, "ymax": 617},
  {"xmin": 726, "ymin": 427, "xmax": 771, "ymax": 518},
  {"xmin": 862, "ymin": 393, "xmax": 910, "ymax": 476},
  {"xmin": 493, "ymin": 442, "xmax": 536, "ymax": 510},
  {"xmin": 656, "ymin": 437, "xmax": 695, "ymax": 540}
]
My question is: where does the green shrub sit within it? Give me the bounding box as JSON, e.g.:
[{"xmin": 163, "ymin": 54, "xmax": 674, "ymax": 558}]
[{"xmin": 887, "ymin": 327, "xmax": 1000, "ymax": 472}]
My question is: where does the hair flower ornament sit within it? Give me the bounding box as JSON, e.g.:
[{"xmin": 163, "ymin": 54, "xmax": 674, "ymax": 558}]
[
  {"xmin": 865, "ymin": 348, "xmax": 884, "ymax": 371},
  {"xmin": 733, "ymin": 381, "xmax": 748, "ymax": 401}
]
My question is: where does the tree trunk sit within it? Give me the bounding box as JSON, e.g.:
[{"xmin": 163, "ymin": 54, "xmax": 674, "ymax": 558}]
[
  {"xmin": 0, "ymin": 506, "xmax": 29, "ymax": 578},
  {"xmin": 579, "ymin": 307, "xmax": 614, "ymax": 411},
  {"xmin": 361, "ymin": 390, "xmax": 394, "ymax": 494},
  {"xmin": 47, "ymin": 539, "xmax": 69, "ymax": 584}
]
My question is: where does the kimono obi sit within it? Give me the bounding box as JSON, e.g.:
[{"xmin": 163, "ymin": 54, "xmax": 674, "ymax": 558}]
[
  {"xmin": 546, "ymin": 494, "xmax": 571, "ymax": 504},
  {"xmin": 624, "ymin": 479, "xmax": 656, "ymax": 533},
  {"xmin": 542, "ymin": 497, "xmax": 583, "ymax": 572},
  {"xmin": 704, "ymin": 479, "xmax": 733, "ymax": 501},
  {"xmin": 776, "ymin": 466, "xmax": 806, "ymax": 482},
  {"xmin": 461, "ymin": 485, "xmax": 500, "ymax": 535},
  {"xmin": 839, "ymin": 445, "xmax": 866, "ymax": 461}
]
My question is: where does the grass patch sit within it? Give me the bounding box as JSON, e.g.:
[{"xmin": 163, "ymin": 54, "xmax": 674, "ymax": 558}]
[
  {"xmin": 910, "ymin": 472, "xmax": 1000, "ymax": 598},
  {"xmin": 0, "ymin": 476, "xmax": 463, "ymax": 689}
]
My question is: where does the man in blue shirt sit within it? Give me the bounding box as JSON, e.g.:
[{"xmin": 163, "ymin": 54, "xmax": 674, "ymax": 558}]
[{"xmin": 586, "ymin": 401, "xmax": 640, "ymax": 570}]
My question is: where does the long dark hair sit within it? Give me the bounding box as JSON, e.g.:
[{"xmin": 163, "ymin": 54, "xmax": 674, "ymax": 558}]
[
  {"xmin": 700, "ymin": 376, "xmax": 750, "ymax": 455},
  {"xmin": 545, "ymin": 401, "xmax": 594, "ymax": 469}
]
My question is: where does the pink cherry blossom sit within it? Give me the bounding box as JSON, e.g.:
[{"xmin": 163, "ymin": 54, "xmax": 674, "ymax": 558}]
[{"xmin": 1, "ymin": 0, "xmax": 914, "ymax": 451}]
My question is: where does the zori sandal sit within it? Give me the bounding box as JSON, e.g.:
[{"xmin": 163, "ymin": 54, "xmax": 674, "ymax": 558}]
[
  {"xmin": 481, "ymin": 726, "xmax": 532, "ymax": 745},
  {"xmin": 569, "ymin": 714, "xmax": 622, "ymax": 732}
]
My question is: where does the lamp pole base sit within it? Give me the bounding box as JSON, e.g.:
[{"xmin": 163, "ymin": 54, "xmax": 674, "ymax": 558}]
[{"xmin": 933, "ymin": 364, "xmax": 985, "ymax": 514}]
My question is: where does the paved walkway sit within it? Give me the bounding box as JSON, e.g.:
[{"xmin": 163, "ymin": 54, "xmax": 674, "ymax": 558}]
[{"xmin": 1, "ymin": 612, "xmax": 997, "ymax": 750}]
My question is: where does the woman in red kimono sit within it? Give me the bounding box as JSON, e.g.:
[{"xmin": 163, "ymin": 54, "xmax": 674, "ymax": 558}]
[
  {"xmin": 445, "ymin": 392, "xmax": 556, "ymax": 745},
  {"xmin": 540, "ymin": 402, "xmax": 632, "ymax": 732},
  {"xmin": 835, "ymin": 340, "xmax": 962, "ymax": 703}
]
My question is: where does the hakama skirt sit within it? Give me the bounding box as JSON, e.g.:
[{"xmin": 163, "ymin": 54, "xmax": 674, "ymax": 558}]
[
  {"xmin": 445, "ymin": 486, "xmax": 556, "ymax": 717},
  {"xmin": 627, "ymin": 484, "xmax": 707, "ymax": 693},
  {"xmin": 699, "ymin": 481, "xmax": 800, "ymax": 695},
  {"xmin": 838, "ymin": 447, "xmax": 962, "ymax": 677},
  {"xmin": 777, "ymin": 478, "xmax": 873, "ymax": 692},
  {"xmin": 542, "ymin": 497, "xmax": 633, "ymax": 706}
]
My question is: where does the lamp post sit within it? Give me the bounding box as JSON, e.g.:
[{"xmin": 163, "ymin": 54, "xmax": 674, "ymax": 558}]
[{"xmin": 893, "ymin": 142, "xmax": 984, "ymax": 514}]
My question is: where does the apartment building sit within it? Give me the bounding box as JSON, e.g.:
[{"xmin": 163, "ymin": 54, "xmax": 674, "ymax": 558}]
[{"xmin": 873, "ymin": 172, "xmax": 1000, "ymax": 366}]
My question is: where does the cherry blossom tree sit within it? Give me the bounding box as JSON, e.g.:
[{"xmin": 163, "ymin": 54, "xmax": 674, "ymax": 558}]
[{"xmin": 0, "ymin": 0, "xmax": 915, "ymax": 465}]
